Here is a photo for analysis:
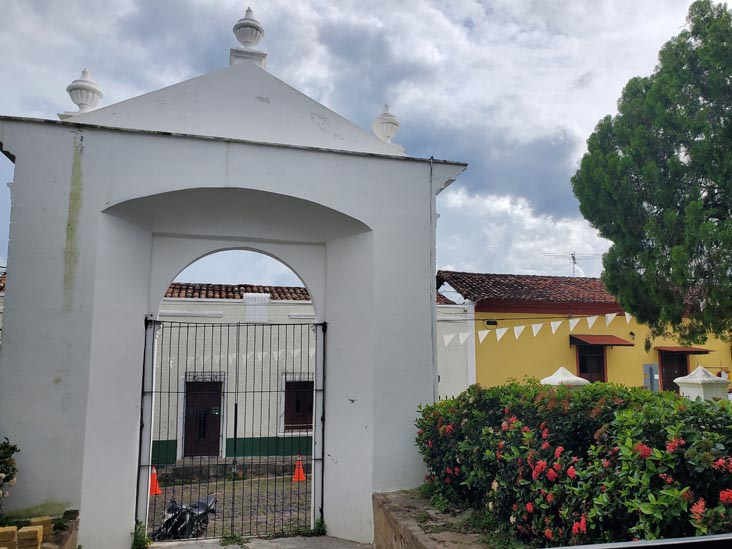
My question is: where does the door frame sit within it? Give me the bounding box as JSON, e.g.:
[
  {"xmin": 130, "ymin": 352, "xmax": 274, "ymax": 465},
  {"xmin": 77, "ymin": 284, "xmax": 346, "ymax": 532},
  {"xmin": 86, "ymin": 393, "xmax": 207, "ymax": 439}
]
[
  {"xmin": 658, "ymin": 352, "xmax": 689, "ymax": 392},
  {"xmin": 177, "ymin": 373, "xmax": 227, "ymax": 460}
]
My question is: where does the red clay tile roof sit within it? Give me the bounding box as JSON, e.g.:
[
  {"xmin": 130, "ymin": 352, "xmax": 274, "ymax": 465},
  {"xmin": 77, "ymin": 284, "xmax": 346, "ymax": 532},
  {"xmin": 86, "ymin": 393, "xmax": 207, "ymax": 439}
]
[
  {"xmin": 0, "ymin": 271, "xmax": 454, "ymax": 304},
  {"xmin": 165, "ymin": 282, "xmax": 311, "ymax": 301},
  {"xmin": 436, "ymin": 270, "xmax": 617, "ymax": 304}
]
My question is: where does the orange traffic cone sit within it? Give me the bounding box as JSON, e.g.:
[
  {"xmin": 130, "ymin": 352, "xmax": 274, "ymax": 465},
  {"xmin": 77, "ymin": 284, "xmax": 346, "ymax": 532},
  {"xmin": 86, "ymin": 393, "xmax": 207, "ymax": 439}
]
[
  {"xmin": 292, "ymin": 455, "xmax": 306, "ymax": 482},
  {"xmin": 150, "ymin": 466, "xmax": 162, "ymax": 495}
]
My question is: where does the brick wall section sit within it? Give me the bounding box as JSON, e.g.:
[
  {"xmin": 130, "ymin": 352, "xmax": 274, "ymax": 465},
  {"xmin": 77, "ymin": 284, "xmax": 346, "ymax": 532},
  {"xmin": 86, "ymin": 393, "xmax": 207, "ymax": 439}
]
[{"xmin": 0, "ymin": 525, "xmax": 18, "ymax": 549}]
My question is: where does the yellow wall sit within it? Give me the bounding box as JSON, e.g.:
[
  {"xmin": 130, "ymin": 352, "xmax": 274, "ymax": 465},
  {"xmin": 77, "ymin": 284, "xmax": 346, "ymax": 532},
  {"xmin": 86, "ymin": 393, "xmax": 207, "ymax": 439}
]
[{"xmin": 475, "ymin": 311, "xmax": 732, "ymax": 388}]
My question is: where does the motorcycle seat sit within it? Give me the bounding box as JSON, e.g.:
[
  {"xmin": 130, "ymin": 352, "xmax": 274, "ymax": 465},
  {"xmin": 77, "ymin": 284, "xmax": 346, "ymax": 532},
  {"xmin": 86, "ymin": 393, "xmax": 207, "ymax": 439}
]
[{"xmin": 191, "ymin": 495, "xmax": 217, "ymax": 515}]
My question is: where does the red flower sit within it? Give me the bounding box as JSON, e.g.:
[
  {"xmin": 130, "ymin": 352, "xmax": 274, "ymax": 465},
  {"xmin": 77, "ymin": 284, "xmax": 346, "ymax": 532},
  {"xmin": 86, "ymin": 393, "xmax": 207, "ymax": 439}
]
[
  {"xmin": 446, "ymin": 467, "xmax": 453, "ymax": 475},
  {"xmin": 691, "ymin": 498, "xmax": 706, "ymax": 522},
  {"xmin": 553, "ymin": 462, "xmax": 562, "ymax": 472},
  {"xmin": 682, "ymin": 489, "xmax": 695, "ymax": 502},
  {"xmin": 504, "ymin": 406, "xmax": 510, "ymax": 415},
  {"xmin": 602, "ymin": 459, "xmax": 611, "ymax": 468},
  {"xmin": 444, "ymin": 477, "xmax": 452, "ymax": 485},
  {"xmin": 532, "ymin": 460, "xmax": 548, "ymax": 480},
  {"xmin": 541, "ymin": 441, "xmax": 550, "ymax": 450},
  {"xmin": 659, "ymin": 472, "xmax": 673, "ymax": 484},
  {"xmin": 498, "ymin": 441, "xmax": 506, "ymax": 450},
  {"xmin": 546, "ymin": 469, "xmax": 558, "ymax": 482},
  {"xmin": 554, "ymin": 446, "xmax": 564, "ymax": 459},
  {"xmin": 633, "ymin": 443, "xmax": 652, "ymax": 459},
  {"xmin": 546, "ymin": 492, "xmax": 555, "ymax": 503},
  {"xmin": 540, "ymin": 421, "xmax": 547, "ymax": 430},
  {"xmin": 600, "ymin": 484, "xmax": 606, "ymax": 492},
  {"xmin": 720, "ymin": 489, "xmax": 732, "ymax": 505},
  {"xmin": 495, "ymin": 450, "xmax": 502, "ymax": 460},
  {"xmin": 417, "ymin": 429, "xmax": 424, "ymax": 436},
  {"xmin": 544, "ymin": 528, "xmax": 553, "ymax": 540},
  {"xmin": 580, "ymin": 514, "xmax": 587, "ymax": 534},
  {"xmin": 666, "ymin": 437, "xmax": 685, "ymax": 453},
  {"xmin": 427, "ymin": 440, "xmax": 433, "ymax": 448},
  {"xmin": 454, "ymin": 466, "xmax": 460, "ymax": 475},
  {"xmin": 713, "ymin": 458, "xmax": 727, "ymax": 471},
  {"xmin": 567, "ymin": 466, "xmax": 577, "ymax": 479},
  {"xmin": 445, "ymin": 424, "xmax": 454, "ymax": 435},
  {"xmin": 542, "ymin": 429, "xmax": 549, "ymax": 440},
  {"xmin": 522, "ymin": 426, "xmax": 531, "ymax": 433},
  {"xmin": 572, "ymin": 522, "xmax": 580, "ymax": 536},
  {"xmin": 526, "ymin": 502, "xmax": 534, "ymax": 513}
]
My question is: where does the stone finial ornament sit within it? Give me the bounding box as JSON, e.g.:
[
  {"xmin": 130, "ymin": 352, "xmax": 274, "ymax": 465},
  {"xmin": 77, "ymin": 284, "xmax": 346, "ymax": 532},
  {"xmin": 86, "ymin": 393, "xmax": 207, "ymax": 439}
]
[
  {"xmin": 66, "ymin": 68, "xmax": 103, "ymax": 114},
  {"xmin": 233, "ymin": 7, "xmax": 265, "ymax": 48},
  {"xmin": 372, "ymin": 104, "xmax": 401, "ymax": 143}
]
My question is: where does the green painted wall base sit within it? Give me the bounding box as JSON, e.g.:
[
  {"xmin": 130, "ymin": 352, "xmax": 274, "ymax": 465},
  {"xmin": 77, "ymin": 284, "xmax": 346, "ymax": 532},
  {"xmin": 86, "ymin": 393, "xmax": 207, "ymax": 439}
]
[{"xmin": 151, "ymin": 436, "xmax": 313, "ymax": 465}]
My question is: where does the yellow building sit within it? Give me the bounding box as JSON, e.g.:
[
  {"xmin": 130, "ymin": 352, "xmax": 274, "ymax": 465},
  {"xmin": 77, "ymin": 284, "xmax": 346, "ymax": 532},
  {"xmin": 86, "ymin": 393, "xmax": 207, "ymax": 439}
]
[{"xmin": 437, "ymin": 271, "xmax": 732, "ymax": 391}]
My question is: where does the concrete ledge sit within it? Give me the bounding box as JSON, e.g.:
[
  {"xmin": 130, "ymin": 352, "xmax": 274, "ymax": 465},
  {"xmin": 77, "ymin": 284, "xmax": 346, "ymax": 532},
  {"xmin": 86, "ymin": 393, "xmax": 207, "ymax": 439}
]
[{"xmin": 373, "ymin": 492, "xmax": 483, "ymax": 548}]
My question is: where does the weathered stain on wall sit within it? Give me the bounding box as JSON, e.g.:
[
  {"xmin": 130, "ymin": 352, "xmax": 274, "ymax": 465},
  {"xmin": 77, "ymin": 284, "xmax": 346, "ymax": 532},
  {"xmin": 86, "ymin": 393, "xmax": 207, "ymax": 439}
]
[{"xmin": 63, "ymin": 136, "xmax": 83, "ymax": 311}]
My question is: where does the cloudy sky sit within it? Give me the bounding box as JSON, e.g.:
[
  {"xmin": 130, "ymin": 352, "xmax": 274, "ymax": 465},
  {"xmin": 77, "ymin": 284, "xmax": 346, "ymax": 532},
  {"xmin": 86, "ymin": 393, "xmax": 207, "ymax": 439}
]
[{"xmin": 0, "ymin": 0, "xmax": 697, "ymax": 286}]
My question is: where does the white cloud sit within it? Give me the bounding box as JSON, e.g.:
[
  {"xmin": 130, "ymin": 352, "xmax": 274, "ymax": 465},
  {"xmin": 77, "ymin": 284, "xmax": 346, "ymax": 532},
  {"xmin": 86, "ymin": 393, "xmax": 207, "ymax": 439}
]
[
  {"xmin": 175, "ymin": 250, "xmax": 303, "ymax": 287},
  {"xmin": 437, "ymin": 186, "xmax": 609, "ymax": 277},
  {"xmin": 0, "ymin": 0, "xmax": 699, "ymax": 283}
]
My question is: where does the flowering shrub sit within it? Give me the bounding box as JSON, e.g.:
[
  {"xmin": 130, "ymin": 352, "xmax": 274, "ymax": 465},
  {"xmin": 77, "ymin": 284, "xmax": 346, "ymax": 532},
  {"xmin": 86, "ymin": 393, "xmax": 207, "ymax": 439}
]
[
  {"xmin": 416, "ymin": 381, "xmax": 732, "ymax": 546},
  {"xmin": 0, "ymin": 437, "xmax": 19, "ymax": 515}
]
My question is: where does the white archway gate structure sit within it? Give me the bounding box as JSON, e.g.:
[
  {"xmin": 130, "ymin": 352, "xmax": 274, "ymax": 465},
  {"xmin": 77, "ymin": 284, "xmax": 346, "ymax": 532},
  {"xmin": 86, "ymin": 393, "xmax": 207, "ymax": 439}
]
[{"xmin": 0, "ymin": 58, "xmax": 465, "ymax": 547}]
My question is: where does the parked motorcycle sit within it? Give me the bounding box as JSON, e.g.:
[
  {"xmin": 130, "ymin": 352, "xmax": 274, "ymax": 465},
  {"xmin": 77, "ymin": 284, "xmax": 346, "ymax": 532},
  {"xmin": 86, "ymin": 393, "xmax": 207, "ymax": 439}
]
[{"xmin": 150, "ymin": 493, "xmax": 217, "ymax": 540}]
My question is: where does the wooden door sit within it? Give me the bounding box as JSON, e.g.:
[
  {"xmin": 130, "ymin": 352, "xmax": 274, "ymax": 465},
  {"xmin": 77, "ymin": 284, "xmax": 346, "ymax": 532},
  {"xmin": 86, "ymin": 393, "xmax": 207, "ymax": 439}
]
[
  {"xmin": 661, "ymin": 354, "xmax": 688, "ymax": 392},
  {"xmin": 184, "ymin": 381, "xmax": 222, "ymax": 457}
]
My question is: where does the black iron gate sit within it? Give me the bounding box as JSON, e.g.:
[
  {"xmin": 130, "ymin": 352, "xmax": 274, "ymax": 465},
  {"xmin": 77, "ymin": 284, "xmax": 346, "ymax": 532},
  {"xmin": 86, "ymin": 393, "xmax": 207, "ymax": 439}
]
[{"xmin": 136, "ymin": 319, "xmax": 325, "ymax": 540}]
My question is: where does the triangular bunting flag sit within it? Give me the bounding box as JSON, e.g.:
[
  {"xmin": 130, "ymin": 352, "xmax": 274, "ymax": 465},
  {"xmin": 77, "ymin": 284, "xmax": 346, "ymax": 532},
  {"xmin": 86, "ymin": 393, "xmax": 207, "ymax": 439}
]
[
  {"xmin": 478, "ymin": 329, "xmax": 489, "ymax": 343},
  {"xmin": 443, "ymin": 333, "xmax": 456, "ymax": 346},
  {"xmin": 278, "ymin": 350, "xmax": 285, "ymax": 359},
  {"xmin": 532, "ymin": 323, "xmax": 543, "ymax": 337},
  {"xmin": 496, "ymin": 327, "xmax": 508, "ymax": 341},
  {"xmin": 568, "ymin": 318, "xmax": 580, "ymax": 332},
  {"xmin": 586, "ymin": 316, "xmax": 598, "ymax": 329},
  {"xmin": 255, "ymin": 352, "xmax": 263, "ymax": 361},
  {"xmin": 625, "ymin": 313, "xmax": 632, "ymax": 324},
  {"xmin": 605, "ymin": 313, "xmax": 617, "ymax": 327},
  {"xmin": 513, "ymin": 325, "xmax": 525, "ymax": 339},
  {"xmin": 458, "ymin": 332, "xmax": 470, "ymax": 345},
  {"xmin": 550, "ymin": 320, "xmax": 562, "ymax": 334}
]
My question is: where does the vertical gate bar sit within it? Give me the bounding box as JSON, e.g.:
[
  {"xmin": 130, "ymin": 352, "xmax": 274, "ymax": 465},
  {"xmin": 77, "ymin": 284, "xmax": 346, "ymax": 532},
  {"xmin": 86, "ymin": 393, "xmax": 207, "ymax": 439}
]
[
  {"xmin": 136, "ymin": 315, "xmax": 159, "ymax": 526},
  {"xmin": 313, "ymin": 322, "xmax": 328, "ymax": 523},
  {"xmin": 243, "ymin": 323, "xmax": 250, "ymax": 537},
  {"xmin": 266, "ymin": 323, "xmax": 273, "ymax": 534},
  {"xmin": 308, "ymin": 322, "xmax": 327, "ymax": 528},
  {"xmin": 231, "ymin": 322, "xmax": 240, "ymax": 535}
]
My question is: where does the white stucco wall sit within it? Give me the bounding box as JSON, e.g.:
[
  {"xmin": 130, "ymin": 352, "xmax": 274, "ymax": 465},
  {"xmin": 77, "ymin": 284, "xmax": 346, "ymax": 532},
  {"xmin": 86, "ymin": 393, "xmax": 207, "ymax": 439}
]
[
  {"xmin": 436, "ymin": 304, "xmax": 473, "ymax": 399},
  {"xmin": 0, "ymin": 114, "xmax": 464, "ymax": 547}
]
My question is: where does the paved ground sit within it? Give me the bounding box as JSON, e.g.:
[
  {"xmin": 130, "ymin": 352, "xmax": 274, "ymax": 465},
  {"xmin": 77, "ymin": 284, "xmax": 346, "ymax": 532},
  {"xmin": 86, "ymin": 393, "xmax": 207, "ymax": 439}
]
[
  {"xmin": 153, "ymin": 536, "xmax": 372, "ymax": 548},
  {"xmin": 150, "ymin": 475, "xmax": 311, "ymax": 539}
]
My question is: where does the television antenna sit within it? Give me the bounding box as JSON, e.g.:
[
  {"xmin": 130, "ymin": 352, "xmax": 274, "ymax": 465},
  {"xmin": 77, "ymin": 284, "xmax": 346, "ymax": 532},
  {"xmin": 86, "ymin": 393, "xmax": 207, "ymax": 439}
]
[{"xmin": 542, "ymin": 252, "xmax": 602, "ymax": 276}]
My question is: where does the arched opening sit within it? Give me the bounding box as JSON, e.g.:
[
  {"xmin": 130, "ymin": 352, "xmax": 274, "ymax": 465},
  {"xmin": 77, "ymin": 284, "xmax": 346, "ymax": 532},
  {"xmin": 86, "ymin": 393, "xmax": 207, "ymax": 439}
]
[{"xmin": 143, "ymin": 248, "xmax": 323, "ymax": 540}]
